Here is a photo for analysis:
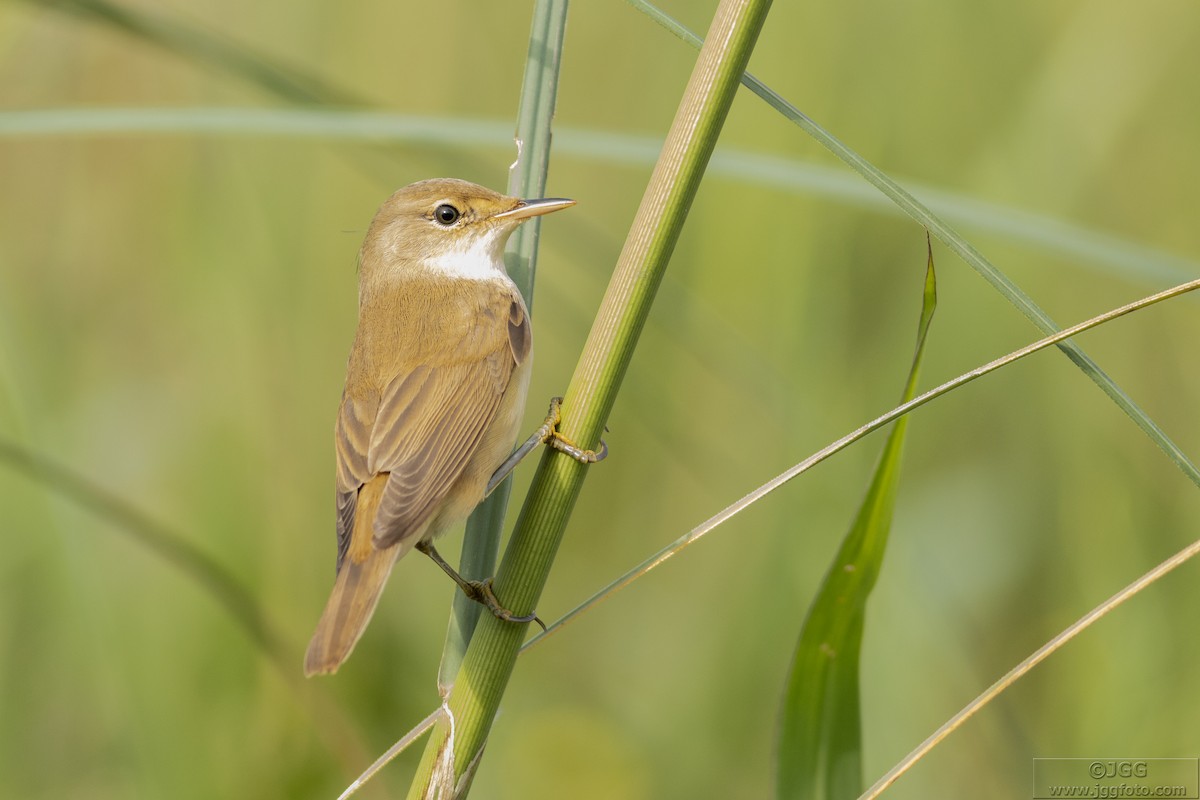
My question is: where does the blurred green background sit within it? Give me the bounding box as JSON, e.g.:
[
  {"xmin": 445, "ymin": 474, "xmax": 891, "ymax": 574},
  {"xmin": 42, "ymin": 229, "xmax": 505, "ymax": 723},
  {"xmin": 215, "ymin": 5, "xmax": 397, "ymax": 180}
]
[{"xmin": 2, "ymin": 1, "xmax": 1199, "ymax": 798}]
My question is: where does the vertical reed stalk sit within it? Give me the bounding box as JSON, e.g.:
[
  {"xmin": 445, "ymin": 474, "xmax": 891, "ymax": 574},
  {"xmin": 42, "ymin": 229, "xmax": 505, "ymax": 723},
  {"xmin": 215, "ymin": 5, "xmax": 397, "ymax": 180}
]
[{"xmin": 406, "ymin": 0, "xmax": 774, "ymax": 795}]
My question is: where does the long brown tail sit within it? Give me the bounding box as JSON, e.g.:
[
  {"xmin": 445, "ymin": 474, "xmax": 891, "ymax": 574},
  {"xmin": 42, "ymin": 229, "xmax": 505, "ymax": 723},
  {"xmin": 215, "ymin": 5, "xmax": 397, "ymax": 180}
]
[{"xmin": 305, "ymin": 475, "xmax": 405, "ymax": 676}]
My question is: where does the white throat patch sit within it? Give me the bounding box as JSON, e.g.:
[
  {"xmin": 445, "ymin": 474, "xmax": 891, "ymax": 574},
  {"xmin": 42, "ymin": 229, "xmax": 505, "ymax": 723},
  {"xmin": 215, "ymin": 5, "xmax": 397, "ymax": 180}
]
[{"xmin": 420, "ymin": 228, "xmax": 509, "ymax": 281}]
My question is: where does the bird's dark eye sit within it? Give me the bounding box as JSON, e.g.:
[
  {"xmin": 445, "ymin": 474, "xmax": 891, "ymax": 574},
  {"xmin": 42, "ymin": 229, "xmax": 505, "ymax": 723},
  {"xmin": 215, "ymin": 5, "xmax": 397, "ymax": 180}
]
[{"xmin": 434, "ymin": 204, "xmax": 461, "ymax": 225}]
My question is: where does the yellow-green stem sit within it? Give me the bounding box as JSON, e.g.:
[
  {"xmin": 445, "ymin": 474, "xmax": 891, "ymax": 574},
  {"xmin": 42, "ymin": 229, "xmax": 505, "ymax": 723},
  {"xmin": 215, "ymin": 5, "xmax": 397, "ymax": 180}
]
[{"xmin": 405, "ymin": 0, "xmax": 774, "ymax": 795}]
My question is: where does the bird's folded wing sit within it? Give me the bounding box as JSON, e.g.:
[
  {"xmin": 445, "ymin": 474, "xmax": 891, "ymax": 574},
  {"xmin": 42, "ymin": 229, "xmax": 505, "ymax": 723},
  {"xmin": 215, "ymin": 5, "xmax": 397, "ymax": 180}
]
[
  {"xmin": 333, "ymin": 353, "xmax": 514, "ymax": 564},
  {"xmin": 331, "ymin": 294, "xmax": 530, "ymax": 569}
]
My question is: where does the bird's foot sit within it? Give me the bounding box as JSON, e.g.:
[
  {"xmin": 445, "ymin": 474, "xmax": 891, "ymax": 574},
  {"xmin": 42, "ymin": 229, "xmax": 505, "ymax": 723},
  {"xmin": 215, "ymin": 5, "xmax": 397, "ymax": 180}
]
[
  {"xmin": 464, "ymin": 578, "xmax": 547, "ymax": 631},
  {"xmin": 540, "ymin": 396, "xmax": 608, "ymax": 464}
]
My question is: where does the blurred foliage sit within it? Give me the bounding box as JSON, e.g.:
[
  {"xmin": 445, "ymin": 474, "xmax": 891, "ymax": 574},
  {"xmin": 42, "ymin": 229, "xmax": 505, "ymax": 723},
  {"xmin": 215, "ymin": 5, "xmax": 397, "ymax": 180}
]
[{"xmin": 0, "ymin": 1, "xmax": 1198, "ymax": 798}]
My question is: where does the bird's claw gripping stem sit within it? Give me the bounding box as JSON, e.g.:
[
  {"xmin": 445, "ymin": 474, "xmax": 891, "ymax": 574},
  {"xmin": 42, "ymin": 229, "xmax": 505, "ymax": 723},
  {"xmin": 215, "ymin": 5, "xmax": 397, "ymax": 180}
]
[
  {"xmin": 540, "ymin": 396, "xmax": 608, "ymax": 464},
  {"xmin": 416, "ymin": 540, "xmax": 546, "ymax": 631}
]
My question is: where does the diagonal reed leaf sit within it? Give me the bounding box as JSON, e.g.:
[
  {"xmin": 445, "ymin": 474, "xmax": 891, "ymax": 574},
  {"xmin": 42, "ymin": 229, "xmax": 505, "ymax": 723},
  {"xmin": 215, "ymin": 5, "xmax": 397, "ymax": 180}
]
[
  {"xmin": 628, "ymin": 0, "xmax": 1200, "ymax": 490},
  {"xmin": 0, "ymin": 437, "xmax": 288, "ymax": 666}
]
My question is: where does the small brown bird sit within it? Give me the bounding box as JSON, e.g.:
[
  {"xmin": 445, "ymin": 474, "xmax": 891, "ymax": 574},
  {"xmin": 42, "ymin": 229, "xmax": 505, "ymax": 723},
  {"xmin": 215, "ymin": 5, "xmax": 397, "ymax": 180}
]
[{"xmin": 304, "ymin": 178, "xmax": 574, "ymax": 676}]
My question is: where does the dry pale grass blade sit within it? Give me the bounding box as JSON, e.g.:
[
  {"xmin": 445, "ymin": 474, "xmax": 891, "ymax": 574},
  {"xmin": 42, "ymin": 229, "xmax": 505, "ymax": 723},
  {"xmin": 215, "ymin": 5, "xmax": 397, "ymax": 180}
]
[
  {"xmin": 858, "ymin": 536, "xmax": 1200, "ymax": 799},
  {"xmin": 337, "ymin": 709, "xmax": 442, "ymax": 800},
  {"xmin": 520, "ymin": 277, "xmax": 1200, "ymax": 652}
]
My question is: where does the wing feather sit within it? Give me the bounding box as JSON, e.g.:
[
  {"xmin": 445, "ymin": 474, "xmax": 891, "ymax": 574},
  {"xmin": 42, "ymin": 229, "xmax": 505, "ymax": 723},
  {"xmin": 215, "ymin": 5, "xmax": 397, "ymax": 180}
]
[
  {"xmin": 370, "ymin": 355, "xmax": 510, "ymax": 547},
  {"xmin": 334, "ymin": 393, "xmax": 377, "ymax": 571},
  {"xmin": 508, "ymin": 299, "xmax": 531, "ymax": 365}
]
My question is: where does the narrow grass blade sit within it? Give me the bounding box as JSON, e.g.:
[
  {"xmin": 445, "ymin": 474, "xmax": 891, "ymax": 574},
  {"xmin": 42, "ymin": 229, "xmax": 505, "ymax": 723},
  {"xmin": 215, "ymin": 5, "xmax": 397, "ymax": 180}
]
[
  {"xmin": 4, "ymin": 108, "xmax": 1197, "ymax": 290},
  {"xmin": 337, "ymin": 708, "xmax": 442, "ymax": 800},
  {"xmin": 436, "ymin": 0, "xmax": 570, "ymax": 695},
  {"xmin": 776, "ymin": 241, "xmax": 936, "ymax": 800},
  {"xmin": 0, "ymin": 437, "xmax": 289, "ymax": 668},
  {"xmin": 517, "ymin": 277, "xmax": 1200, "ymax": 656},
  {"xmin": 0, "ymin": 442, "xmax": 389, "ymax": 778},
  {"xmin": 860, "ymin": 534, "xmax": 1200, "ymax": 799}
]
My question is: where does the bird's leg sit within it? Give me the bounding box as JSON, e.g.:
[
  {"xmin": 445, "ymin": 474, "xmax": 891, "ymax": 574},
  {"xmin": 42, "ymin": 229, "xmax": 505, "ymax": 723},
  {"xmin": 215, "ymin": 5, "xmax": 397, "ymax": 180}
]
[
  {"xmin": 484, "ymin": 396, "xmax": 608, "ymax": 497},
  {"xmin": 415, "ymin": 540, "xmax": 546, "ymax": 631}
]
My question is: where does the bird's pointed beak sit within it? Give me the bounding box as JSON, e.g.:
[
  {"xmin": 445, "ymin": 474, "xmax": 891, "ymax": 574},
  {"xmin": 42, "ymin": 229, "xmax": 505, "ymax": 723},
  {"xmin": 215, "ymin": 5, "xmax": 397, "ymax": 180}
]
[{"xmin": 493, "ymin": 197, "xmax": 576, "ymax": 222}]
